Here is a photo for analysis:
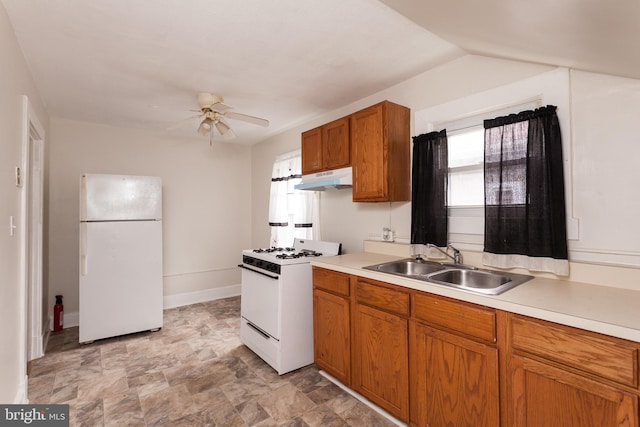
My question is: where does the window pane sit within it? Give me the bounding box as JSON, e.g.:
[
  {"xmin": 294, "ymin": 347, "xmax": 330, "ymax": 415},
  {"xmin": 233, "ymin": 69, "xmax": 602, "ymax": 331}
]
[
  {"xmin": 448, "ymin": 128, "xmax": 484, "ymax": 168},
  {"xmin": 485, "ymin": 122, "xmax": 528, "ymax": 206},
  {"xmin": 449, "ymin": 170, "xmax": 484, "ymax": 206},
  {"xmin": 448, "ymin": 126, "xmax": 484, "ymax": 206}
]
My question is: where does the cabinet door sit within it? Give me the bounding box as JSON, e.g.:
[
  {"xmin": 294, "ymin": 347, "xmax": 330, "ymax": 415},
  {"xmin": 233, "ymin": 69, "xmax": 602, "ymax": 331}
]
[
  {"xmin": 322, "ymin": 117, "xmax": 350, "ymax": 170},
  {"xmin": 351, "ymin": 103, "xmax": 387, "ymax": 201},
  {"xmin": 301, "ymin": 127, "xmax": 322, "ymax": 174},
  {"xmin": 511, "ymin": 355, "xmax": 638, "ymax": 427},
  {"xmin": 410, "ymin": 321, "xmax": 499, "ymax": 427},
  {"xmin": 313, "ymin": 289, "xmax": 351, "ymax": 385},
  {"xmin": 353, "ymin": 303, "xmax": 409, "ymax": 421}
]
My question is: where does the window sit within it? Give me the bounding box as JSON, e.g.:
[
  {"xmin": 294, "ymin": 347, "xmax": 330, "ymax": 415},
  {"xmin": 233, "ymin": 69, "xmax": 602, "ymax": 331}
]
[
  {"xmin": 414, "ymin": 68, "xmax": 576, "ymax": 251},
  {"xmin": 447, "ymin": 126, "xmax": 484, "ymax": 207},
  {"xmin": 268, "ymin": 151, "xmax": 319, "ymax": 247}
]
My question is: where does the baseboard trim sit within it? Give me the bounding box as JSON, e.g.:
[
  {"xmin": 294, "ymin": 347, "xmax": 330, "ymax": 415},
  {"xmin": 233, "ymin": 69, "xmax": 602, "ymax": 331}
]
[
  {"xmin": 163, "ymin": 284, "xmax": 241, "ymax": 309},
  {"xmin": 42, "ymin": 319, "xmax": 51, "ymax": 351},
  {"xmin": 49, "ymin": 285, "xmax": 242, "ymax": 330},
  {"xmin": 49, "ymin": 311, "xmax": 80, "ymax": 330},
  {"xmin": 318, "ymin": 370, "xmax": 406, "ymax": 427},
  {"xmin": 15, "ymin": 374, "xmax": 28, "ymax": 404}
]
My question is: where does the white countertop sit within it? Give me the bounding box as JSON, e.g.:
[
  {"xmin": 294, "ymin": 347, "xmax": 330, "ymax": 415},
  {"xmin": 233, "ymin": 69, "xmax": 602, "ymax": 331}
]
[{"xmin": 311, "ymin": 252, "xmax": 640, "ymax": 343}]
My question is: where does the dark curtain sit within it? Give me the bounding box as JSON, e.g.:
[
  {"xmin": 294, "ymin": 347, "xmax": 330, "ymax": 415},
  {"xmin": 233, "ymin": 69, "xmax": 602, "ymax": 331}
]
[
  {"xmin": 484, "ymin": 105, "xmax": 568, "ymax": 260},
  {"xmin": 411, "ymin": 130, "xmax": 448, "ymax": 246}
]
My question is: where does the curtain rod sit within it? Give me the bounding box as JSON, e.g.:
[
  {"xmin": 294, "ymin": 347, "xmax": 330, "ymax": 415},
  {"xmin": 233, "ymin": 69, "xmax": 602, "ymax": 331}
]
[{"xmin": 432, "ymin": 95, "xmax": 544, "ymax": 132}]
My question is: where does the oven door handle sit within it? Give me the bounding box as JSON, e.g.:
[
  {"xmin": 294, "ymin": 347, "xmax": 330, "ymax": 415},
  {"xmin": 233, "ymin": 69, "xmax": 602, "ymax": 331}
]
[
  {"xmin": 238, "ymin": 264, "xmax": 279, "ymax": 280},
  {"xmin": 245, "ymin": 320, "xmax": 272, "ymax": 340}
]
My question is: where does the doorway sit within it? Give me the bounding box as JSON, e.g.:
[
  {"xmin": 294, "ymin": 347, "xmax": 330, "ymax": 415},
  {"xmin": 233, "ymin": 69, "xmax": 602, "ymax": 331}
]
[{"xmin": 22, "ymin": 96, "xmax": 46, "ymax": 363}]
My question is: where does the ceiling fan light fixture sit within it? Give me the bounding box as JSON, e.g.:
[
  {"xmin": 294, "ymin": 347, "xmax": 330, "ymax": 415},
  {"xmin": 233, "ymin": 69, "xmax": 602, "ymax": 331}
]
[
  {"xmin": 171, "ymin": 93, "xmax": 269, "ymax": 143},
  {"xmin": 198, "ymin": 118, "xmax": 212, "ymax": 136},
  {"xmin": 197, "ymin": 92, "xmax": 214, "ymax": 109},
  {"xmin": 214, "ymin": 120, "xmax": 230, "ymax": 136}
]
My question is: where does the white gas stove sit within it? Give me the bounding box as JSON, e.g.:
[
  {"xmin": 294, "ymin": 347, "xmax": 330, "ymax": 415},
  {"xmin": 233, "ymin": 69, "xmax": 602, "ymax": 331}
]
[
  {"xmin": 242, "ymin": 238, "xmax": 342, "ymax": 267},
  {"xmin": 239, "ymin": 238, "xmax": 341, "ymax": 374}
]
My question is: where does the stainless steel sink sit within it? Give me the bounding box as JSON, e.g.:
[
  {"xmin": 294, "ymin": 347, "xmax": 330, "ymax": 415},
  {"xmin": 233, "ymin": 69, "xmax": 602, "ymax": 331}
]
[
  {"xmin": 363, "ymin": 258, "xmax": 533, "ymax": 295},
  {"xmin": 428, "ymin": 269, "xmax": 532, "ymax": 295},
  {"xmin": 363, "ymin": 258, "xmax": 444, "ymax": 277}
]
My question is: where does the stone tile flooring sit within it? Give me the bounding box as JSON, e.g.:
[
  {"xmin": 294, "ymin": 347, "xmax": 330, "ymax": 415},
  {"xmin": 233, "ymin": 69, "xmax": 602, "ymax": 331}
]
[{"xmin": 28, "ymin": 296, "xmax": 397, "ymax": 426}]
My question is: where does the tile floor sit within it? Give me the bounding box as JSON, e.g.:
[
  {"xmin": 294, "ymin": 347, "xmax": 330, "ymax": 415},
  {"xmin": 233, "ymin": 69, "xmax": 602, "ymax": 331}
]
[{"xmin": 28, "ymin": 296, "xmax": 397, "ymax": 426}]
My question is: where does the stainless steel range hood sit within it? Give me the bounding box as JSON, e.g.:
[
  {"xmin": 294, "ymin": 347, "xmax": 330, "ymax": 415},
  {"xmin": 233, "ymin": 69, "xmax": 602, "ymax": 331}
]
[{"xmin": 294, "ymin": 167, "xmax": 352, "ymax": 191}]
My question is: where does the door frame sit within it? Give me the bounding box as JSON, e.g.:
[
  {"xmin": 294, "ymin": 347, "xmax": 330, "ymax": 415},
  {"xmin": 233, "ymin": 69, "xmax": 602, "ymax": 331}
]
[{"xmin": 21, "ymin": 96, "xmax": 46, "ymax": 362}]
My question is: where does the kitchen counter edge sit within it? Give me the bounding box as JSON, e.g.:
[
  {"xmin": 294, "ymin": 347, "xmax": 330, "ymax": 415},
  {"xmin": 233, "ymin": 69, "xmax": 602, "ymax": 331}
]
[{"xmin": 311, "ymin": 252, "xmax": 640, "ymax": 342}]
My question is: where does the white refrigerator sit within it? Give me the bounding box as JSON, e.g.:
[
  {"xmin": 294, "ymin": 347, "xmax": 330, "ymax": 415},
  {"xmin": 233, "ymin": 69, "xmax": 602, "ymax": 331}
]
[{"xmin": 79, "ymin": 173, "xmax": 163, "ymax": 343}]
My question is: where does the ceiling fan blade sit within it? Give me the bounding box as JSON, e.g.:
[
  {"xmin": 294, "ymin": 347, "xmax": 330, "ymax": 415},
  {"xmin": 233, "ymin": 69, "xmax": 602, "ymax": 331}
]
[
  {"xmin": 167, "ymin": 113, "xmax": 203, "ymax": 131},
  {"xmin": 224, "ymin": 111, "xmax": 269, "ymax": 127},
  {"xmin": 210, "ymin": 101, "xmax": 233, "ymax": 113},
  {"xmin": 198, "ymin": 92, "xmax": 232, "ymax": 112}
]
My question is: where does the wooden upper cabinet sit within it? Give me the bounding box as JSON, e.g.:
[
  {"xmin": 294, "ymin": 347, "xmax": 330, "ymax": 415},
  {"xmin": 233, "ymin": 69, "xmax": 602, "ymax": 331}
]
[
  {"xmin": 351, "ymin": 101, "xmax": 410, "ymax": 202},
  {"xmin": 301, "ymin": 127, "xmax": 323, "ymax": 174},
  {"xmin": 322, "ymin": 117, "xmax": 350, "ymax": 170},
  {"xmin": 301, "ymin": 117, "xmax": 350, "ymax": 175}
]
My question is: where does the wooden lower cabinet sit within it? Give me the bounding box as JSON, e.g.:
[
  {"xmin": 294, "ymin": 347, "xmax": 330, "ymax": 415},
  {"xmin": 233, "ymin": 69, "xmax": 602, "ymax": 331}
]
[
  {"xmin": 312, "ymin": 268, "xmax": 640, "ymax": 427},
  {"xmin": 410, "ymin": 320, "xmax": 500, "ymax": 427},
  {"xmin": 352, "ymin": 302, "xmax": 409, "ymax": 421},
  {"xmin": 511, "ymin": 355, "xmax": 638, "ymax": 427},
  {"xmin": 508, "ymin": 313, "xmax": 640, "ymax": 427},
  {"xmin": 313, "ymin": 288, "xmax": 351, "ymax": 385}
]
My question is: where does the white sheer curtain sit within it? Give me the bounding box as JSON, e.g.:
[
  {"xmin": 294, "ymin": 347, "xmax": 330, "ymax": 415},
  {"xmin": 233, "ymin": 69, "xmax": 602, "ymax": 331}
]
[{"xmin": 268, "ymin": 150, "xmax": 320, "ymax": 247}]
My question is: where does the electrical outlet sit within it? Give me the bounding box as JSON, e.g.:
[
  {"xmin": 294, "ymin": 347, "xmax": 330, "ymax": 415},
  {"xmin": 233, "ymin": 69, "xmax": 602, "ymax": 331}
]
[{"xmin": 9, "ymin": 215, "xmax": 17, "ymax": 236}]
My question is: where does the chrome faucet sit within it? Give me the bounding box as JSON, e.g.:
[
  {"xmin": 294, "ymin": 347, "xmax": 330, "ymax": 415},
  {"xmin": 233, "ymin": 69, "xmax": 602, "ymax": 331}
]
[{"xmin": 427, "ymin": 243, "xmax": 462, "ymax": 265}]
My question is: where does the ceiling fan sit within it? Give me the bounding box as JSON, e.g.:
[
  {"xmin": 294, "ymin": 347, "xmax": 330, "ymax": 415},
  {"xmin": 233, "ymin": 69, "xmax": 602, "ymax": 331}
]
[{"xmin": 172, "ymin": 93, "xmax": 269, "ymax": 145}]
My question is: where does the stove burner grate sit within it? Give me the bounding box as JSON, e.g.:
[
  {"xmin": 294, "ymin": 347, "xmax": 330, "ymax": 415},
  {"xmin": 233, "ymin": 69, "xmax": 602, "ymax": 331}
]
[
  {"xmin": 253, "ymin": 247, "xmax": 296, "ymax": 254},
  {"xmin": 275, "ymin": 250, "xmax": 323, "ymax": 259}
]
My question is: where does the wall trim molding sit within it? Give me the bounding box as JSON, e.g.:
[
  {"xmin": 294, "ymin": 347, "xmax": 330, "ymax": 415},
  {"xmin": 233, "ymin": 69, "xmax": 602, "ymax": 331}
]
[
  {"xmin": 15, "ymin": 375, "xmax": 28, "ymax": 404},
  {"xmin": 50, "ymin": 285, "xmax": 242, "ymax": 330},
  {"xmin": 163, "ymin": 284, "xmax": 241, "ymax": 309}
]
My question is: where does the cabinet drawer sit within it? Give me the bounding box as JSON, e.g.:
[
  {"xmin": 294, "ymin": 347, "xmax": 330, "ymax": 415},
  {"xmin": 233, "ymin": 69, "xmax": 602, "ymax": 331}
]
[
  {"xmin": 511, "ymin": 315, "xmax": 638, "ymax": 388},
  {"xmin": 356, "ymin": 279, "xmax": 409, "ymax": 317},
  {"xmin": 313, "ymin": 267, "xmax": 350, "ymax": 296},
  {"xmin": 412, "ymin": 292, "xmax": 496, "ymax": 343}
]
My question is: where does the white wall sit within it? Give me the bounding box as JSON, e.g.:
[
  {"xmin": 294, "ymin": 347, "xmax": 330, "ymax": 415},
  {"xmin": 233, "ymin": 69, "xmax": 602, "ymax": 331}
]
[
  {"xmin": 48, "ymin": 118, "xmax": 252, "ymax": 316},
  {"xmin": 252, "ymin": 55, "xmax": 555, "ymax": 252},
  {"xmin": 251, "ymin": 55, "xmax": 640, "ymax": 288},
  {"xmin": 0, "ymin": 3, "xmax": 49, "ymax": 403},
  {"xmin": 570, "ymin": 70, "xmax": 640, "ymax": 265}
]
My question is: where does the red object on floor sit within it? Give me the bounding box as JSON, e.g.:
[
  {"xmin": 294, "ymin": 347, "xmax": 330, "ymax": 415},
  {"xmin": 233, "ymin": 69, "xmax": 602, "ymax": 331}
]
[{"xmin": 53, "ymin": 295, "xmax": 64, "ymax": 332}]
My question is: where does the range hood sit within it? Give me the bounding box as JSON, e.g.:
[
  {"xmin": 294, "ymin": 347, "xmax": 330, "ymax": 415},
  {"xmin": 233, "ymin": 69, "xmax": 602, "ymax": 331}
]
[{"xmin": 294, "ymin": 167, "xmax": 353, "ymax": 191}]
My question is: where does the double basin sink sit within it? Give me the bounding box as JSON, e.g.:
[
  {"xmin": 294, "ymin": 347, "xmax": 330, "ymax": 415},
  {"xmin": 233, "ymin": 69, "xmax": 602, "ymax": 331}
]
[{"xmin": 363, "ymin": 257, "xmax": 533, "ymax": 295}]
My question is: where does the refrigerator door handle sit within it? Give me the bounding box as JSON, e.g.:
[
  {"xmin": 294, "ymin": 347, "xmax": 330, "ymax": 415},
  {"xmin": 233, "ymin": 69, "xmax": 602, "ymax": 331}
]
[
  {"xmin": 80, "ymin": 222, "xmax": 88, "ymax": 276},
  {"xmin": 80, "ymin": 174, "xmax": 87, "ymax": 221}
]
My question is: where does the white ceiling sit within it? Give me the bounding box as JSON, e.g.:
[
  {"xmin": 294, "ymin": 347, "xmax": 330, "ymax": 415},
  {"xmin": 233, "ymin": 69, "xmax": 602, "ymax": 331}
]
[
  {"xmin": 381, "ymin": 0, "xmax": 640, "ymax": 82},
  {"xmin": 3, "ymin": 0, "xmax": 638, "ymax": 145}
]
